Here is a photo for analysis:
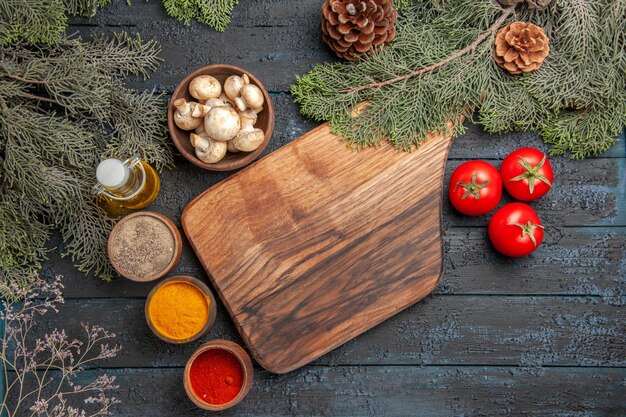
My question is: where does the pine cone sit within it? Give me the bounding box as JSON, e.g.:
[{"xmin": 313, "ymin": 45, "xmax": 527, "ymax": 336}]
[
  {"xmin": 498, "ymin": 0, "xmax": 551, "ymax": 9},
  {"xmin": 321, "ymin": 0, "xmax": 397, "ymax": 61},
  {"xmin": 493, "ymin": 21, "xmax": 549, "ymax": 74}
]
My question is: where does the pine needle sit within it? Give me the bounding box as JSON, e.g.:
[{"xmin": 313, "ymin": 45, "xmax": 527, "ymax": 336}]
[
  {"xmin": 291, "ymin": 0, "xmax": 626, "ymax": 158},
  {"xmin": 0, "ymin": 33, "xmax": 172, "ymax": 287},
  {"xmin": 162, "ymin": 0, "xmax": 239, "ymax": 32},
  {"xmin": 0, "ymin": 0, "xmax": 239, "ymax": 45}
]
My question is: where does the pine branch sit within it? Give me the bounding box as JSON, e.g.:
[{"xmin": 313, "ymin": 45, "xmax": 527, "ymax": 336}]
[
  {"xmin": 538, "ymin": 99, "xmax": 626, "ymax": 158},
  {"xmin": 62, "ymin": 0, "xmax": 113, "ymax": 17},
  {"xmin": 4, "ymin": 74, "xmax": 49, "ymax": 84},
  {"xmin": 82, "ymin": 33, "xmax": 163, "ymax": 79},
  {"xmin": 106, "ymin": 85, "xmax": 173, "ymax": 170},
  {"xmin": 0, "ymin": 34, "xmax": 172, "ymax": 287},
  {"xmin": 394, "ymin": 0, "xmax": 413, "ymax": 11},
  {"xmin": 162, "ymin": 0, "xmax": 239, "ymax": 32},
  {"xmin": 1, "ymin": 0, "xmax": 240, "ymax": 46},
  {"xmin": 60, "ymin": 197, "xmax": 117, "ymax": 280},
  {"xmin": 16, "ymin": 92, "xmax": 61, "ymax": 105},
  {"xmin": 292, "ymin": 0, "xmax": 625, "ymax": 158},
  {"xmin": 0, "ymin": 0, "xmax": 67, "ymax": 46},
  {"xmin": 343, "ymin": 4, "xmax": 516, "ymax": 94},
  {"xmin": 0, "ymin": 192, "xmax": 50, "ymax": 276},
  {"xmin": 0, "ymin": 0, "xmax": 112, "ymax": 45}
]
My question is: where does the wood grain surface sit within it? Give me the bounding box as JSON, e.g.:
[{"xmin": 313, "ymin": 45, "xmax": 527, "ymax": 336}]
[
  {"xmin": 27, "ymin": 296, "xmax": 625, "ymax": 369},
  {"xmin": 182, "ymin": 123, "xmax": 453, "ymax": 373},
  {"xmin": 15, "ymin": 367, "xmax": 625, "ymax": 417},
  {"xmin": 6, "ymin": 1, "xmax": 620, "ymax": 415}
]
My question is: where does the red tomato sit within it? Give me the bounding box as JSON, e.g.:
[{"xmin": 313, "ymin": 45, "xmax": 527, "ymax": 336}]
[
  {"xmin": 449, "ymin": 160, "xmax": 502, "ymax": 216},
  {"xmin": 488, "ymin": 203, "xmax": 544, "ymax": 257},
  {"xmin": 501, "ymin": 147, "xmax": 553, "ymax": 201}
]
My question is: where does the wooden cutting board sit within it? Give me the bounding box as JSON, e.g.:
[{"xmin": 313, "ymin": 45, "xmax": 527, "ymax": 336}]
[{"xmin": 182, "ymin": 123, "xmax": 453, "ymax": 374}]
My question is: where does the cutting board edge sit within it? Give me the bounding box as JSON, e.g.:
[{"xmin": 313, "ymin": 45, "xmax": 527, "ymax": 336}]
[
  {"xmin": 257, "ymin": 269, "xmax": 444, "ymax": 374},
  {"xmin": 180, "ymin": 212, "xmax": 235, "ymax": 325}
]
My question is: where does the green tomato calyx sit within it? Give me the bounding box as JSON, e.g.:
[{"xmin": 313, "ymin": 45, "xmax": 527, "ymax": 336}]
[
  {"xmin": 509, "ymin": 221, "xmax": 544, "ymax": 247},
  {"xmin": 510, "ymin": 155, "xmax": 552, "ymax": 194},
  {"xmin": 455, "ymin": 172, "xmax": 489, "ymax": 200}
]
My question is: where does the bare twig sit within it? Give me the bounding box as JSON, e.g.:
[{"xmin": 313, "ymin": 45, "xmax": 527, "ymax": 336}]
[
  {"xmin": 0, "ymin": 277, "xmax": 120, "ymax": 416},
  {"xmin": 342, "ymin": 5, "xmax": 516, "ymax": 94}
]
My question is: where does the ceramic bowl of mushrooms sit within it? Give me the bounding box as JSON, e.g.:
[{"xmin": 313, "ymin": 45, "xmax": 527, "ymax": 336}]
[{"xmin": 168, "ymin": 64, "xmax": 274, "ymax": 171}]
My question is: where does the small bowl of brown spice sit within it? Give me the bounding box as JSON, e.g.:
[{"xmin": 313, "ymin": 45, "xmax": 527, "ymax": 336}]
[{"xmin": 108, "ymin": 211, "xmax": 182, "ymax": 282}]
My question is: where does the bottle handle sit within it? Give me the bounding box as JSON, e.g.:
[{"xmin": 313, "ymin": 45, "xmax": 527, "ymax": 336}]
[
  {"xmin": 126, "ymin": 155, "xmax": 142, "ymax": 169},
  {"xmin": 120, "ymin": 155, "xmax": 147, "ymax": 201}
]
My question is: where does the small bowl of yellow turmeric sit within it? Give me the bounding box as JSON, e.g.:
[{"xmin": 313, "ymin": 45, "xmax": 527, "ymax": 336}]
[{"xmin": 145, "ymin": 276, "xmax": 217, "ymax": 344}]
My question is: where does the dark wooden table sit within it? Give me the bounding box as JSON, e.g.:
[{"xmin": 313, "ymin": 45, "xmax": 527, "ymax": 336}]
[{"xmin": 40, "ymin": 1, "xmax": 626, "ymax": 415}]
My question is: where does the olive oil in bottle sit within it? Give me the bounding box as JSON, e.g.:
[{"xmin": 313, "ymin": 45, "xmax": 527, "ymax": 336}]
[{"xmin": 92, "ymin": 156, "xmax": 160, "ymax": 217}]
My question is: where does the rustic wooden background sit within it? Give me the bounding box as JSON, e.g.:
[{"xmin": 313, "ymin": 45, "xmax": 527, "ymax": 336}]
[{"xmin": 32, "ymin": 0, "xmax": 626, "ymax": 415}]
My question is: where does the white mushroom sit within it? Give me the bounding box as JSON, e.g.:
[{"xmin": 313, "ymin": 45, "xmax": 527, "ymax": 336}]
[
  {"xmin": 234, "ymin": 84, "xmax": 265, "ymax": 113},
  {"xmin": 226, "ymin": 140, "xmax": 240, "ymax": 153},
  {"xmin": 223, "ymin": 74, "xmax": 250, "ymax": 102},
  {"xmin": 190, "ymin": 98, "xmax": 229, "ymax": 118},
  {"xmin": 189, "ymin": 75, "xmax": 221, "ymax": 101},
  {"xmin": 204, "ymin": 107, "xmax": 241, "ymax": 142},
  {"xmin": 173, "ymin": 98, "xmax": 202, "ymax": 130},
  {"xmin": 195, "ymin": 123, "xmax": 206, "ymax": 135},
  {"xmin": 204, "ymin": 97, "xmax": 232, "ymax": 109},
  {"xmin": 232, "ymin": 110, "xmax": 264, "ymax": 152},
  {"xmin": 190, "ymin": 102, "xmax": 211, "ymax": 118},
  {"xmin": 218, "ymin": 93, "xmax": 236, "ymax": 107},
  {"xmin": 190, "ymin": 133, "xmax": 227, "ymax": 163}
]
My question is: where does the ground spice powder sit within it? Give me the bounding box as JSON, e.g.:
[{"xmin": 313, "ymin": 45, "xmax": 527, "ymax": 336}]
[
  {"xmin": 190, "ymin": 349, "xmax": 244, "ymax": 405},
  {"xmin": 110, "ymin": 215, "xmax": 175, "ymax": 281},
  {"xmin": 148, "ymin": 281, "xmax": 209, "ymax": 340}
]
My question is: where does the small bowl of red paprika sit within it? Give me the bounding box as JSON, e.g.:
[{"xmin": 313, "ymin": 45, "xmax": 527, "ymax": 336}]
[{"xmin": 184, "ymin": 339, "xmax": 254, "ymax": 411}]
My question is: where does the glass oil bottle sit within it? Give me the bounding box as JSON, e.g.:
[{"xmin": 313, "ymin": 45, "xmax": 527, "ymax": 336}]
[{"xmin": 92, "ymin": 155, "xmax": 161, "ymax": 217}]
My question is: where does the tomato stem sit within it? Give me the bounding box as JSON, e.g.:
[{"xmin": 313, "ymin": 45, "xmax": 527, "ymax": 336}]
[
  {"xmin": 509, "ymin": 156, "xmax": 552, "ymax": 194},
  {"xmin": 455, "ymin": 172, "xmax": 489, "ymax": 200},
  {"xmin": 509, "ymin": 221, "xmax": 544, "ymax": 247}
]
